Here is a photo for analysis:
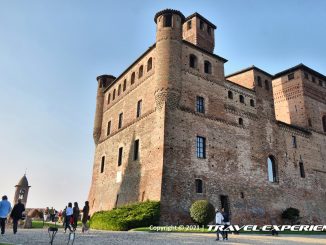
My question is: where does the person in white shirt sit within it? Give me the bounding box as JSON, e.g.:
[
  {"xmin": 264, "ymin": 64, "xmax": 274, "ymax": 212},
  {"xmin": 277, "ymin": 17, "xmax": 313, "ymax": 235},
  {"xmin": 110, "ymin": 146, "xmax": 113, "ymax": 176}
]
[
  {"xmin": 64, "ymin": 202, "xmax": 73, "ymax": 233},
  {"xmin": 215, "ymin": 208, "xmax": 224, "ymax": 241}
]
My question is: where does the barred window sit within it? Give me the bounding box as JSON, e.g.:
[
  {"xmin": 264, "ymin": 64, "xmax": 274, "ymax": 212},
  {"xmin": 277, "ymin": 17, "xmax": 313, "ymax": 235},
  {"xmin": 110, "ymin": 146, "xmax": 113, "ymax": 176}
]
[
  {"xmin": 196, "ymin": 136, "xmax": 206, "ymax": 159},
  {"xmin": 196, "ymin": 96, "xmax": 205, "ymax": 113}
]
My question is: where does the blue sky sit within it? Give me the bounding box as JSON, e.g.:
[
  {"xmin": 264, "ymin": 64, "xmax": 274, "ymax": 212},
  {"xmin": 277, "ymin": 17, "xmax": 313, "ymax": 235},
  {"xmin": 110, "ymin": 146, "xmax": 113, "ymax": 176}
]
[{"xmin": 0, "ymin": 0, "xmax": 325, "ymax": 209}]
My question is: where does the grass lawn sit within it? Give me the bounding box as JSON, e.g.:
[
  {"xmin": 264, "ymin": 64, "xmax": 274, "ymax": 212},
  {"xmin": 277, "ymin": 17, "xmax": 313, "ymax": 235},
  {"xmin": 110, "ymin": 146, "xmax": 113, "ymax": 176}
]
[
  {"xmin": 131, "ymin": 226, "xmax": 326, "ymax": 235},
  {"xmin": 31, "ymin": 220, "xmax": 84, "ymax": 229}
]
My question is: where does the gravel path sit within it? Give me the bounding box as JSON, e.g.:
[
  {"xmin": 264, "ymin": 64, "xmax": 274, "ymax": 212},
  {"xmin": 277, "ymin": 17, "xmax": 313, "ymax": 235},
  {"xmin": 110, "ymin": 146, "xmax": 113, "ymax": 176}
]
[{"xmin": 0, "ymin": 228, "xmax": 325, "ymax": 245}]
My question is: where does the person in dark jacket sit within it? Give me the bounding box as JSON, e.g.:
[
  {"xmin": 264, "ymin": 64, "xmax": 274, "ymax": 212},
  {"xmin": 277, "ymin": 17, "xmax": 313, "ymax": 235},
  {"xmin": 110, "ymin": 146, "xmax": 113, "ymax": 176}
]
[
  {"xmin": 72, "ymin": 202, "xmax": 80, "ymax": 230},
  {"xmin": 221, "ymin": 208, "xmax": 230, "ymax": 240},
  {"xmin": 10, "ymin": 199, "xmax": 25, "ymax": 234},
  {"xmin": 81, "ymin": 201, "xmax": 89, "ymax": 233}
]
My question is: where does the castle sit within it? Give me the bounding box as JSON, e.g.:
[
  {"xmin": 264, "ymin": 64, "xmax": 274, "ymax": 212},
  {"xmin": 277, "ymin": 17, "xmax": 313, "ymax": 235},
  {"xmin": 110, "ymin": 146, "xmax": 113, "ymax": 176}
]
[{"xmin": 88, "ymin": 9, "xmax": 326, "ymax": 225}]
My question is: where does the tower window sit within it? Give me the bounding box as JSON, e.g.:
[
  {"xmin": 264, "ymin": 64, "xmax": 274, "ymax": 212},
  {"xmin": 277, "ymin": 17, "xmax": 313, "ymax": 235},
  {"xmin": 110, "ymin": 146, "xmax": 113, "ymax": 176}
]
[
  {"xmin": 163, "ymin": 14, "xmax": 172, "ymax": 27},
  {"xmin": 118, "ymin": 84, "xmax": 121, "ymax": 96},
  {"xmin": 196, "ymin": 96, "xmax": 205, "ymax": 113},
  {"xmin": 107, "ymin": 93, "xmax": 111, "ymax": 104},
  {"xmin": 118, "ymin": 113, "xmax": 123, "ymax": 129},
  {"xmin": 257, "ymin": 76, "xmax": 262, "ymax": 87},
  {"xmin": 207, "ymin": 26, "xmax": 211, "ymax": 35},
  {"xmin": 312, "ymin": 77, "xmax": 316, "ymax": 83},
  {"xmin": 265, "ymin": 80, "xmax": 269, "ymax": 91},
  {"xmin": 187, "ymin": 20, "xmax": 192, "ymax": 30},
  {"xmin": 267, "ymin": 156, "xmax": 278, "ymax": 183},
  {"xmin": 299, "ymin": 161, "xmax": 305, "ymax": 178},
  {"xmin": 100, "ymin": 156, "xmax": 105, "ymax": 173},
  {"xmin": 189, "ymin": 54, "xmax": 197, "ymax": 68},
  {"xmin": 304, "ymin": 72, "xmax": 309, "ymax": 79},
  {"xmin": 322, "ymin": 115, "xmax": 326, "ymax": 132},
  {"xmin": 133, "ymin": 139, "xmax": 139, "ymax": 161},
  {"xmin": 292, "ymin": 135, "xmax": 297, "ymax": 148},
  {"xmin": 195, "ymin": 179, "xmax": 203, "ymax": 193},
  {"xmin": 131, "ymin": 72, "xmax": 135, "ymax": 85},
  {"xmin": 239, "ymin": 95, "xmax": 244, "ymax": 103},
  {"xmin": 118, "ymin": 147, "xmax": 123, "ymax": 166},
  {"xmin": 147, "ymin": 58, "xmax": 152, "ymax": 71},
  {"xmin": 123, "ymin": 79, "xmax": 127, "ymax": 91},
  {"xmin": 113, "ymin": 89, "xmax": 116, "ymax": 100},
  {"xmin": 204, "ymin": 61, "xmax": 212, "ymax": 74},
  {"xmin": 196, "ymin": 136, "xmax": 206, "ymax": 159},
  {"xmin": 228, "ymin": 91, "xmax": 233, "ymax": 99},
  {"xmin": 137, "ymin": 100, "xmax": 142, "ymax": 118},
  {"xmin": 138, "ymin": 65, "xmax": 143, "ymax": 78},
  {"xmin": 288, "ymin": 73, "xmax": 294, "ymax": 80},
  {"xmin": 200, "ymin": 20, "xmax": 204, "ymax": 30},
  {"xmin": 107, "ymin": 121, "xmax": 111, "ymax": 136},
  {"xmin": 250, "ymin": 99, "xmax": 255, "ymax": 107},
  {"xmin": 239, "ymin": 118, "xmax": 243, "ymax": 125}
]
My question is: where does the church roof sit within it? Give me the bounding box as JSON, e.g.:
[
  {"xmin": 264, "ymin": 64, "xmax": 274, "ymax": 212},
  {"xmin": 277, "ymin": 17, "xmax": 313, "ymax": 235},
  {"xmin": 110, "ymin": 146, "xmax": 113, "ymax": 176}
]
[{"xmin": 16, "ymin": 175, "xmax": 30, "ymax": 187}]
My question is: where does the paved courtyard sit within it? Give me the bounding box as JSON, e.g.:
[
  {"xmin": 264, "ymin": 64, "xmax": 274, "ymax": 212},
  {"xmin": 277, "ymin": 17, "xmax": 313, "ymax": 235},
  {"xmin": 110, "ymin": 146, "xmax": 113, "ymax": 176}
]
[{"xmin": 0, "ymin": 229, "xmax": 325, "ymax": 245}]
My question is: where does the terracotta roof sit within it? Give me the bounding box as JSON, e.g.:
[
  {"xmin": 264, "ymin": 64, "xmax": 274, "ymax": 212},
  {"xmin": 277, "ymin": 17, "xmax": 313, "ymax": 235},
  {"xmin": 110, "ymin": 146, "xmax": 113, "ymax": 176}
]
[
  {"xmin": 154, "ymin": 9, "xmax": 185, "ymax": 23},
  {"xmin": 273, "ymin": 63, "xmax": 326, "ymax": 80},
  {"xmin": 185, "ymin": 12, "xmax": 217, "ymax": 29},
  {"xmin": 226, "ymin": 65, "xmax": 272, "ymax": 78}
]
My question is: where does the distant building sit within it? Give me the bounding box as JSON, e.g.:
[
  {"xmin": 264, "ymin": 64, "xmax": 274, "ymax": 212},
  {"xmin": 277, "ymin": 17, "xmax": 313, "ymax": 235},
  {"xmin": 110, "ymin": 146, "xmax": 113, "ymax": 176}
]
[
  {"xmin": 13, "ymin": 174, "xmax": 30, "ymax": 207},
  {"xmin": 88, "ymin": 9, "xmax": 326, "ymax": 225}
]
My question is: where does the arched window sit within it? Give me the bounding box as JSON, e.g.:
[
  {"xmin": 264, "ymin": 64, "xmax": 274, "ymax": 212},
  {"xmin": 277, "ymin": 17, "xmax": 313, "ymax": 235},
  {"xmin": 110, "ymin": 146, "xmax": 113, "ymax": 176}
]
[
  {"xmin": 189, "ymin": 54, "xmax": 197, "ymax": 68},
  {"xmin": 123, "ymin": 79, "xmax": 127, "ymax": 91},
  {"xmin": 322, "ymin": 115, "xmax": 326, "ymax": 132},
  {"xmin": 131, "ymin": 72, "xmax": 135, "ymax": 85},
  {"xmin": 228, "ymin": 91, "xmax": 233, "ymax": 99},
  {"xmin": 113, "ymin": 89, "xmax": 116, "ymax": 100},
  {"xmin": 147, "ymin": 58, "xmax": 152, "ymax": 71},
  {"xmin": 118, "ymin": 84, "xmax": 121, "ymax": 96},
  {"xmin": 195, "ymin": 179, "xmax": 203, "ymax": 193},
  {"xmin": 267, "ymin": 156, "xmax": 278, "ymax": 183},
  {"xmin": 138, "ymin": 65, "xmax": 143, "ymax": 78},
  {"xmin": 257, "ymin": 76, "xmax": 262, "ymax": 87},
  {"xmin": 107, "ymin": 93, "xmax": 111, "ymax": 104},
  {"xmin": 265, "ymin": 80, "xmax": 269, "ymax": 91},
  {"xmin": 204, "ymin": 61, "xmax": 212, "ymax": 74},
  {"xmin": 239, "ymin": 95, "xmax": 244, "ymax": 103},
  {"xmin": 239, "ymin": 118, "xmax": 243, "ymax": 125},
  {"xmin": 100, "ymin": 156, "xmax": 105, "ymax": 173},
  {"xmin": 250, "ymin": 99, "xmax": 255, "ymax": 107}
]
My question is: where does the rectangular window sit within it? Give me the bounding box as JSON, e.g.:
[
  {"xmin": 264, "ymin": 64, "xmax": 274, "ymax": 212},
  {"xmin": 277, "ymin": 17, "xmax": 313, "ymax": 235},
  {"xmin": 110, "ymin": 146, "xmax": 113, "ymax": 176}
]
[
  {"xmin": 118, "ymin": 147, "xmax": 123, "ymax": 166},
  {"xmin": 100, "ymin": 156, "xmax": 105, "ymax": 173},
  {"xmin": 137, "ymin": 100, "xmax": 142, "ymax": 118},
  {"xmin": 292, "ymin": 135, "xmax": 297, "ymax": 148},
  {"xmin": 107, "ymin": 121, "xmax": 111, "ymax": 136},
  {"xmin": 163, "ymin": 14, "xmax": 172, "ymax": 27},
  {"xmin": 288, "ymin": 73, "xmax": 294, "ymax": 80},
  {"xmin": 196, "ymin": 136, "xmax": 206, "ymax": 159},
  {"xmin": 187, "ymin": 20, "xmax": 192, "ymax": 30},
  {"xmin": 118, "ymin": 113, "xmax": 123, "ymax": 129},
  {"xmin": 196, "ymin": 96, "xmax": 205, "ymax": 113},
  {"xmin": 299, "ymin": 162, "xmax": 305, "ymax": 178},
  {"xmin": 133, "ymin": 139, "xmax": 139, "ymax": 161},
  {"xmin": 195, "ymin": 179, "xmax": 203, "ymax": 193}
]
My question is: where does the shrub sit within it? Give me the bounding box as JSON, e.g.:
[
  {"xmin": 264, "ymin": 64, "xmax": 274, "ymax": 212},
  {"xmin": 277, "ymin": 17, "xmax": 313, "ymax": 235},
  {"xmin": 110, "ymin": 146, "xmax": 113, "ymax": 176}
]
[
  {"xmin": 190, "ymin": 200, "xmax": 215, "ymax": 226},
  {"xmin": 90, "ymin": 201, "xmax": 160, "ymax": 231},
  {"xmin": 282, "ymin": 207, "xmax": 300, "ymax": 225}
]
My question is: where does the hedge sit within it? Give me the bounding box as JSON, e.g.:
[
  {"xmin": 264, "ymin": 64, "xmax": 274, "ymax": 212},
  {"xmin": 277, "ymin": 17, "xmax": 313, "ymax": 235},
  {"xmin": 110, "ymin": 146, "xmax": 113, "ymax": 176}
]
[
  {"xmin": 90, "ymin": 201, "xmax": 160, "ymax": 231},
  {"xmin": 190, "ymin": 200, "xmax": 215, "ymax": 226}
]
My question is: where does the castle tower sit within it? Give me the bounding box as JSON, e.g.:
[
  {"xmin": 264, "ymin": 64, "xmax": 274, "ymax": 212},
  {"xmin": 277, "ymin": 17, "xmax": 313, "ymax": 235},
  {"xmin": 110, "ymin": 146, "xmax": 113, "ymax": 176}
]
[
  {"xmin": 182, "ymin": 12, "xmax": 216, "ymax": 53},
  {"xmin": 154, "ymin": 9, "xmax": 185, "ymax": 110},
  {"xmin": 93, "ymin": 74, "xmax": 116, "ymax": 144},
  {"xmin": 13, "ymin": 175, "xmax": 30, "ymax": 206}
]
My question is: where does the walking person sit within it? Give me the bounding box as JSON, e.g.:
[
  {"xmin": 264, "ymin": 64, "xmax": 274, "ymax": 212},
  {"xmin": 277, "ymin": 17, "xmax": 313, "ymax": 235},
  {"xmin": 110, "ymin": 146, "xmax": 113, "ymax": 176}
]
[
  {"xmin": 64, "ymin": 203, "xmax": 73, "ymax": 233},
  {"xmin": 81, "ymin": 201, "xmax": 89, "ymax": 233},
  {"xmin": 221, "ymin": 208, "xmax": 230, "ymax": 240},
  {"xmin": 0, "ymin": 195, "xmax": 12, "ymax": 235},
  {"xmin": 10, "ymin": 199, "xmax": 25, "ymax": 234},
  {"xmin": 215, "ymin": 208, "xmax": 224, "ymax": 241},
  {"xmin": 72, "ymin": 202, "xmax": 80, "ymax": 230}
]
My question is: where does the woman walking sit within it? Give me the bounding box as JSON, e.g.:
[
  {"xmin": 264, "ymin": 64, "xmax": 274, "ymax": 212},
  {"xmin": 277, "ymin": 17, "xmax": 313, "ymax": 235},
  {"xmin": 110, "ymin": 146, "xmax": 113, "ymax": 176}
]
[
  {"xmin": 64, "ymin": 203, "xmax": 73, "ymax": 233},
  {"xmin": 81, "ymin": 201, "xmax": 89, "ymax": 233},
  {"xmin": 72, "ymin": 202, "xmax": 80, "ymax": 230}
]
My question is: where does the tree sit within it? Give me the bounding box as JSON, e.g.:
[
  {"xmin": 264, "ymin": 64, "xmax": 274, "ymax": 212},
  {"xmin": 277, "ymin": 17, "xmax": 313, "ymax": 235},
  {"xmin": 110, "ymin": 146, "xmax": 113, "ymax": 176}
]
[{"xmin": 189, "ymin": 200, "xmax": 215, "ymax": 226}]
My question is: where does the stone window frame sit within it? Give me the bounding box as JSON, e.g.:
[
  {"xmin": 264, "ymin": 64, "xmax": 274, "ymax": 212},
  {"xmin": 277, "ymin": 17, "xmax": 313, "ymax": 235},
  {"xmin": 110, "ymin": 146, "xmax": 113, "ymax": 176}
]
[
  {"xmin": 239, "ymin": 95, "xmax": 245, "ymax": 104},
  {"xmin": 147, "ymin": 57, "xmax": 153, "ymax": 72},
  {"xmin": 195, "ymin": 178, "xmax": 203, "ymax": 194},
  {"xmin": 189, "ymin": 54, "xmax": 198, "ymax": 69},
  {"xmin": 204, "ymin": 60, "xmax": 212, "ymax": 74},
  {"xmin": 131, "ymin": 72, "xmax": 135, "ymax": 85},
  {"xmin": 267, "ymin": 155, "xmax": 278, "ymax": 183},
  {"xmin": 196, "ymin": 136, "xmax": 206, "ymax": 159},
  {"xmin": 107, "ymin": 93, "xmax": 111, "ymax": 104},
  {"xmin": 196, "ymin": 96, "xmax": 205, "ymax": 114},
  {"xmin": 138, "ymin": 65, "xmax": 144, "ymax": 79},
  {"xmin": 123, "ymin": 79, "xmax": 127, "ymax": 92},
  {"xmin": 118, "ymin": 112, "xmax": 123, "ymax": 129},
  {"xmin": 113, "ymin": 89, "xmax": 116, "ymax": 100},
  {"xmin": 136, "ymin": 99, "xmax": 142, "ymax": 118}
]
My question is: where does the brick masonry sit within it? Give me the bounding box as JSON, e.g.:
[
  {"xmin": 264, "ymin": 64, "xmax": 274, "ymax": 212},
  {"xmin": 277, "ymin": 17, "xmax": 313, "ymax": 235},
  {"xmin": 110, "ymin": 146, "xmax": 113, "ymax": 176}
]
[{"xmin": 88, "ymin": 9, "xmax": 326, "ymax": 225}]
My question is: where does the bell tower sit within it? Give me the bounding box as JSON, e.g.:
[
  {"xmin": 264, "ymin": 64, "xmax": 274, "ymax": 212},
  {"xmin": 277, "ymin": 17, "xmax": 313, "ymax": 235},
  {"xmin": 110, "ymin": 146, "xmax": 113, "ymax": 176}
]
[{"xmin": 13, "ymin": 174, "xmax": 31, "ymax": 206}]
